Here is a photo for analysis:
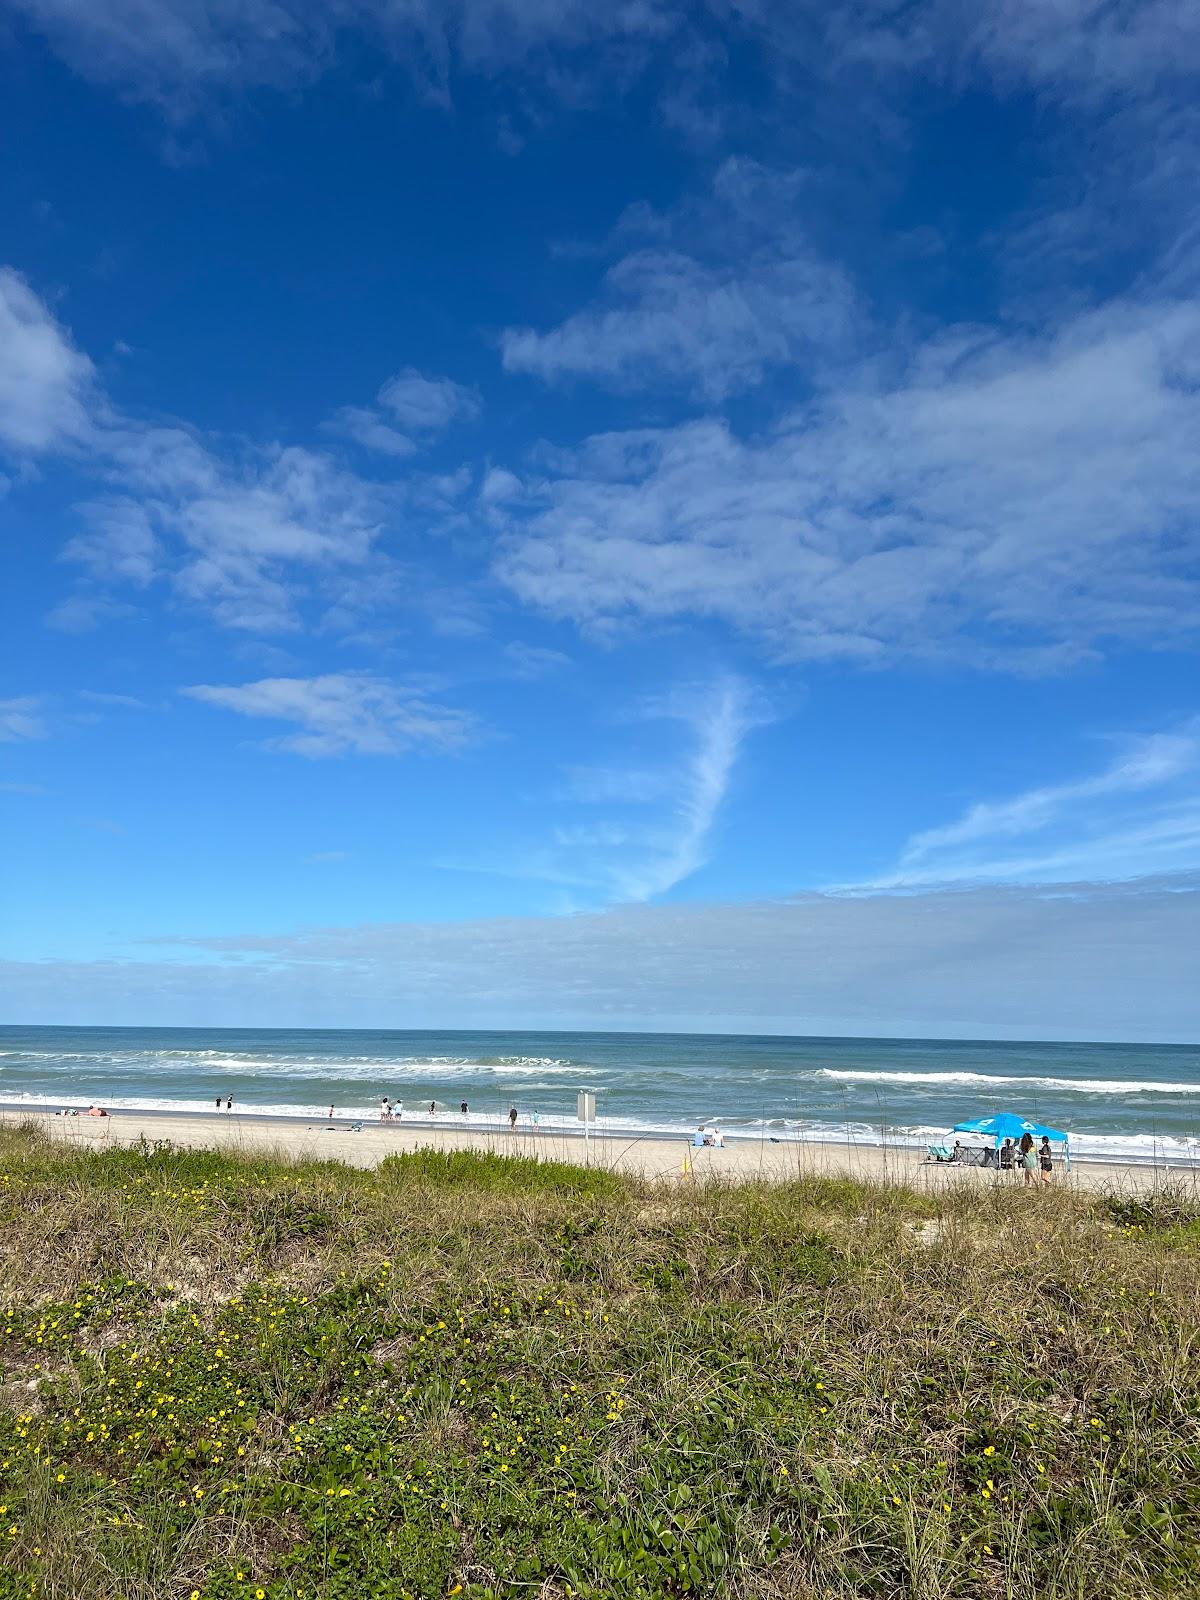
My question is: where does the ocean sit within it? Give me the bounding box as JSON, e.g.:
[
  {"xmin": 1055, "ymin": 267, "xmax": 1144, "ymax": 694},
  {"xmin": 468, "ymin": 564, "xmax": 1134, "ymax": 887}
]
[{"xmin": 1, "ymin": 1025, "xmax": 1198, "ymax": 1165}]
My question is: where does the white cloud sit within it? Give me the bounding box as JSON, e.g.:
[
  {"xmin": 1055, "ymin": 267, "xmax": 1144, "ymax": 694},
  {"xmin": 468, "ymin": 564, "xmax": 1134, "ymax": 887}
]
[
  {"xmin": 325, "ymin": 367, "xmax": 479, "ymax": 460},
  {"xmin": 182, "ymin": 673, "xmax": 473, "ymax": 757},
  {"xmin": 9, "ymin": 875, "xmax": 1197, "ymax": 1038},
  {"xmin": 1, "ymin": 271, "xmax": 396, "ymax": 633},
  {"xmin": 453, "ymin": 675, "xmax": 767, "ymax": 903},
  {"xmin": 0, "ymin": 268, "xmax": 96, "ymax": 454},
  {"xmin": 502, "ymin": 640, "xmax": 571, "ymax": 678},
  {"xmin": 14, "ymin": 0, "xmax": 1197, "ymax": 124},
  {"xmin": 501, "ymin": 161, "xmax": 857, "ymax": 399},
  {"xmin": 858, "ymin": 723, "xmax": 1200, "ymax": 889},
  {"xmin": 0, "ymin": 697, "xmax": 49, "ymax": 742},
  {"xmin": 323, "ymin": 406, "xmax": 418, "ymax": 459},
  {"xmin": 495, "ymin": 296, "xmax": 1200, "ymax": 668},
  {"xmin": 7, "ymin": 0, "xmax": 681, "ymax": 110},
  {"xmin": 377, "ymin": 367, "xmax": 480, "ymax": 431}
]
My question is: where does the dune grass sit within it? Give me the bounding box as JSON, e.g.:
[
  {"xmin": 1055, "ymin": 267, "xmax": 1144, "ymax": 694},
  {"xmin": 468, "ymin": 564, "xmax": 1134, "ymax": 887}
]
[{"xmin": 0, "ymin": 1126, "xmax": 1197, "ymax": 1599}]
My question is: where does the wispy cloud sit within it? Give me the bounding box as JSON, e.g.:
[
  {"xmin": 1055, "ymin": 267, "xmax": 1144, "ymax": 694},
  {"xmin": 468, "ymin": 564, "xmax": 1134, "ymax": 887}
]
[
  {"xmin": 0, "ymin": 269, "xmax": 400, "ymax": 635},
  {"xmin": 0, "ymin": 267, "xmax": 96, "ymax": 454},
  {"xmin": 502, "ymin": 641, "xmax": 572, "ymax": 679},
  {"xmin": 304, "ymin": 849, "xmax": 350, "ymax": 864},
  {"xmin": 79, "ymin": 690, "xmax": 148, "ymax": 709},
  {"xmin": 501, "ymin": 161, "xmax": 857, "ymax": 400},
  {"xmin": 0, "ymin": 697, "xmax": 49, "ymax": 743},
  {"xmin": 450, "ymin": 675, "xmax": 768, "ymax": 904},
  {"xmin": 325, "ymin": 366, "xmax": 480, "ymax": 459},
  {"xmin": 4, "ymin": 0, "xmax": 681, "ymax": 114},
  {"xmin": 608, "ymin": 676, "xmax": 767, "ymax": 901},
  {"xmin": 858, "ymin": 723, "xmax": 1200, "ymax": 889},
  {"xmin": 182, "ymin": 673, "xmax": 473, "ymax": 758},
  {"xmin": 495, "ymin": 297, "xmax": 1200, "ymax": 671}
]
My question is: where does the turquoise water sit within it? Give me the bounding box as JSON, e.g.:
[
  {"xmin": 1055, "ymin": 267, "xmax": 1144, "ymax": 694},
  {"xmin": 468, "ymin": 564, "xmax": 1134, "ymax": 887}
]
[{"xmin": 1, "ymin": 1025, "xmax": 1198, "ymax": 1164}]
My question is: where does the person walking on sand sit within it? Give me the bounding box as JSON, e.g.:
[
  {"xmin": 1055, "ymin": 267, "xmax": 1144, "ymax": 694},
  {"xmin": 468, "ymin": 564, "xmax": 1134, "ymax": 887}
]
[
  {"xmin": 429, "ymin": 1100, "xmax": 437, "ymax": 1118},
  {"xmin": 1039, "ymin": 1135, "xmax": 1054, "ymax": 1184},
  {"xmin": 508, "ymin": 1106, "xmax": 518, "ymax": 1131},
  {"xmin": 1019, "ymin": 1131, "xmax": 1037, "ymax": 1187}
]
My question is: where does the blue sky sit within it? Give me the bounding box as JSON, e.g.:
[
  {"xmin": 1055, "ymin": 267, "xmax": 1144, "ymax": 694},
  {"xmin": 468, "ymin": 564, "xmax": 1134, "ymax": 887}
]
[{"xmin": 1, "ymin": 0, "xmax": 1198, "ymax": 1037}]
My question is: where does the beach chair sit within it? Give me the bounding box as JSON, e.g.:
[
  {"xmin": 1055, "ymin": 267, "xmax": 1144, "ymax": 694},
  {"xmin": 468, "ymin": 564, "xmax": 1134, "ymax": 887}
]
[{"xmin": 925, "ymin": 1145, "xmax": 954, "ymax": 1163}]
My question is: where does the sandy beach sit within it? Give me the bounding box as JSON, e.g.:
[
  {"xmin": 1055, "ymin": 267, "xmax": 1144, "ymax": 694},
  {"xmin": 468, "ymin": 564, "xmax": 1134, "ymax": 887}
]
[{"xmin": 4, "ymin": 1106, "xmax": 1195, "ymax": 1192}]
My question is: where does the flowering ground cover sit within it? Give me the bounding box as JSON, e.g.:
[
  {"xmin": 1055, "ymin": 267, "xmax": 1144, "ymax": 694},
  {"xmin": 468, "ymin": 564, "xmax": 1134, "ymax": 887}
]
[{"xmin": 0, "ymin": 1131, "xmax": 1197, "ymax": 1599}]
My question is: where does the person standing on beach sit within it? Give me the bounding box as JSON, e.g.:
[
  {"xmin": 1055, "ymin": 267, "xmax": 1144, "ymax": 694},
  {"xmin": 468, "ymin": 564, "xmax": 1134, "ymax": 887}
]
[
  {"xmin": 1019, "ymin": 1131, "xmax": 1037, "ymax": 1186},
  {"xmin": 328, "ymin": 1105, "xmax": 335, "ymax": 1122},
  {"xmin": 226, "ymin": 1095, "xmax": 233, "ymax": 1112},
  {"xmin": 215, "ymin": 1096, "xmax": 222, "ymax": 1112},
  {"xmin": 460, "ymin": 1101, "xmax": 468, "ymax": 1116},
  {"xmin": 1039, "ymin": 1136, "xmax": 1054, "ymax": 1184},
  {"xmin": 380, "ymin": 1096, "xmax": 390, "ymax": 1121},
  {"xmin": 429, "ymin": 1100, "xmax": 437, "ymax": 1117},
  {"xmin": 508, "ymin": 1106, "xmax": 518, "ymax": 1131}
]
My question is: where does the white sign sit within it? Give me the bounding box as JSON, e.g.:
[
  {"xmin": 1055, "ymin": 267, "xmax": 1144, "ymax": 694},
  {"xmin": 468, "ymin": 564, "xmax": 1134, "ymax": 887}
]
[{"xmin": 576, "ymin": 1091, "xmax": 596, "ymax": 1123}]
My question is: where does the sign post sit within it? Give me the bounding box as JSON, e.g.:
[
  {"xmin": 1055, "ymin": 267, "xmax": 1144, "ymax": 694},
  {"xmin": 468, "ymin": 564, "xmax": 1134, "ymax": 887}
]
[{"xmin": 576, "ymin": 1090, "xmax": 596, "ymax": 1161}]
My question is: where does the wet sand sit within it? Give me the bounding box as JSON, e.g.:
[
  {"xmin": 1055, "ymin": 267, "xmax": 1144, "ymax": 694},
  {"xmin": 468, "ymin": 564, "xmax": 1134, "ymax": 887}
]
[{"xmin": 3, "ymin": 1107, "xmax": 1195, "ymax": 1193}]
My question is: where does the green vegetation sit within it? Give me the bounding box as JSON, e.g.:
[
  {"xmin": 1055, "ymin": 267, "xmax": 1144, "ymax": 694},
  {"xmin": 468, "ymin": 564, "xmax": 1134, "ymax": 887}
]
[{"xmin": 1, "ymin": 1127, "xmax": 1198, "ymax": 1600}]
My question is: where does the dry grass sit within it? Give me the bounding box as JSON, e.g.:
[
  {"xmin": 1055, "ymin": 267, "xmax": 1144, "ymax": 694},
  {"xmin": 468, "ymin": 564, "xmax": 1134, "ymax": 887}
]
[{"xmin": 0, "ymin": 1127, "xmax": 1197, "ymax": 1599}]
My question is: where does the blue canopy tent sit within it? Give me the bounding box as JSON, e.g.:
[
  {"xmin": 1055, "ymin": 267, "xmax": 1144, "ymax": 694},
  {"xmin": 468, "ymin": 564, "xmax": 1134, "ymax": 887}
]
[{"xmin": 953, "ymin": 1112, "xmax": 1070, "ymax": 1169}]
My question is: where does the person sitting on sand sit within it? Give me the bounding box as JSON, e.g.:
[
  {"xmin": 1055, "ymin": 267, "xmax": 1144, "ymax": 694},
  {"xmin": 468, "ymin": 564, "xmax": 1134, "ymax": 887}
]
[
  {"xmin": 1039, "ymin": 1135, "xmax": 1054, "ymax": 1183},
  {"xmin": 711, "ymin": 1127, "xmax": 725, "ymax": 1149},
  {"xmin": 693, "ymin": 1126, "xmax": 707, "ymax": 1148}
]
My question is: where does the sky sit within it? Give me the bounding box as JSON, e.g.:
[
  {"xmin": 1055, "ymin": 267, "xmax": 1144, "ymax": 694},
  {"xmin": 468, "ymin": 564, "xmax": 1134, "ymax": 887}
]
[{"xmin": 1, "ymin": 0, "xmax": 1198, "ymax": 1039}]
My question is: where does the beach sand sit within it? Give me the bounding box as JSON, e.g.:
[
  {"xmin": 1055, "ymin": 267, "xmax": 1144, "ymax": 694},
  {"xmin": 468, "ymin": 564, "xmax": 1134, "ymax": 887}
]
[{"xmin": 4, "ymin": 1107, "xmax": 1195, "ymax": 1193}]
